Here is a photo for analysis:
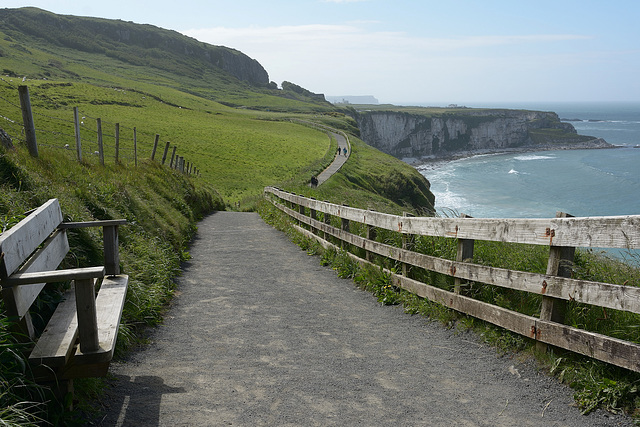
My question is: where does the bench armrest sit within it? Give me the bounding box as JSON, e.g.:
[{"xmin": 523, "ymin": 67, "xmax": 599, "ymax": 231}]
[
  {"xmin": 3, "ymin": 267, "xmax": 105, "ymax": 287},
  {"xmin": 59, "ymin": 220, "xmax": 127, "ymax": 229},
  {"xmin": 60, "ymin": 220, "xmax": 127, "ymax": 276}
]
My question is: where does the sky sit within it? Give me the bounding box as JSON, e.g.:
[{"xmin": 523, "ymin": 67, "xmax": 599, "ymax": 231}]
[{"xmin": 4, "ymin": 1, "xmax": 640, "ymax": 104}]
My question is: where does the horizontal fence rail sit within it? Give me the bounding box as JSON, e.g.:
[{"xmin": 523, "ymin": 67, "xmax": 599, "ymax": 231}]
[{"xmin": 264, "ymin": 186, "xmax": 640, "ymax": 372}]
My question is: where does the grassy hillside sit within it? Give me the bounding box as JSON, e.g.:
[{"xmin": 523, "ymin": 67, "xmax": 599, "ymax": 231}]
[{"xmin": 0, "ymin": 7, "xmax": 335, "ymax": 113}]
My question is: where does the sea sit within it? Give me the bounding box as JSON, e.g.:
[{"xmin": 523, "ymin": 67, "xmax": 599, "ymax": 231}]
[{"xmin": 414, "ymin": 102, "xmax": 640, "ymax": 220}]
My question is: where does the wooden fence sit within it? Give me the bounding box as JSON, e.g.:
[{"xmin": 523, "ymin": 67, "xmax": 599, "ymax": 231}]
[
  {"xmin": 5, "ymin": 85, "xmax": 198, "ymax": 175},
  {"xmin": 264, "ymin": 186, "xmax": 640, "ymax": 372}
]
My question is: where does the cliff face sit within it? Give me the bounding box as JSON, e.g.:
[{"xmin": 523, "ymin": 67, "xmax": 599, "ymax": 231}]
[{"xmin": 355, "ymin": 109, "xmax": 607, "ymax": 159}]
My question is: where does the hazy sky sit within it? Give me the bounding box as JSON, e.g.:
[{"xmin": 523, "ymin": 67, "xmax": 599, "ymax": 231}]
[{"xmin": 5, "ymin": 1, "xmax": 640, "ymax": 104}]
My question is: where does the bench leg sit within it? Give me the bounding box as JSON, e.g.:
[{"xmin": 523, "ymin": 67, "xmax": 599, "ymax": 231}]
[{"xmin": 74, "ymin": 278, "xmax": 100, "ymax": 353}]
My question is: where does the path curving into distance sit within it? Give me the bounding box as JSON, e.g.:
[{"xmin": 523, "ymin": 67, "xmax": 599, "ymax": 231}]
[
  {"xmin": 97, "ymin": 212, "xmax": 632, "ymax": 426},
  {"xmin": 316, "ymin": 131, "xmax": 349, "ymax": 185}
]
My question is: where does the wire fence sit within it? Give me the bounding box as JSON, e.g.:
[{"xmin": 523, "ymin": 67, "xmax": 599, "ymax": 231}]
[{"xmin": 0, "ymin": 82, "xmax": 198, "ymax": 175}]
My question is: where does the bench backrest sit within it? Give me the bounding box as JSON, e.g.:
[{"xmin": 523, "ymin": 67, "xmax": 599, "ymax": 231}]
[{"xmin": 0, "ymin": 199, "xmax": 67, "ymax": 339}]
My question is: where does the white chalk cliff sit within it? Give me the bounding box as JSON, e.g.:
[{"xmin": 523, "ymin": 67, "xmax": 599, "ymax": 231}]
[{"xmin": 355, "ymin": 109, "xmax": 611, "ymax": 160}]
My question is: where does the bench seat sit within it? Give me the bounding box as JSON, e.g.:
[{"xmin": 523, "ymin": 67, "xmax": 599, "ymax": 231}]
[{"xmin": 29, "ymin": 275, "xmax": 128, "ymax": 368}]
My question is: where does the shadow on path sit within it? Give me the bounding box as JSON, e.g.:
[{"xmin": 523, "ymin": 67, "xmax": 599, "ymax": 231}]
[{"xmin": 100, "ymin": 375, "xmax": 185, "ymax": 426}]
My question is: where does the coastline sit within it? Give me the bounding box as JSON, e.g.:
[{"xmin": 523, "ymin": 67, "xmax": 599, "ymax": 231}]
[{"xmin": 404, "ymin": 137, "xmax": 617, "ymax": 167}]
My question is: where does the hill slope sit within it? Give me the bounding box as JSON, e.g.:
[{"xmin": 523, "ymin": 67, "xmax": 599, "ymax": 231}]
[{"xmin": 0, "ymin": 7, "xmax": 332, "ymax": 111}]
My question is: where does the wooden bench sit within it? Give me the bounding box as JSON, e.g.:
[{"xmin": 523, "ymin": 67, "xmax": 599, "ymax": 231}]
[{"xmin": 0, "ymin": 198, "xmax": 128, "ymax": 385}]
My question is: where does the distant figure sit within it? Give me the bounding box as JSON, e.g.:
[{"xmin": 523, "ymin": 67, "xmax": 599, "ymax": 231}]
[
  {"xmin": 337, "ymin": 147, "xmax": 341, "ymax": 156},
  {"xmin": 343, "ymin": 147, "xmax": 347, "ymax": 156},
  {"xmin": 310, "ymin": 175, "xmax": 318, "ymax": 188}
]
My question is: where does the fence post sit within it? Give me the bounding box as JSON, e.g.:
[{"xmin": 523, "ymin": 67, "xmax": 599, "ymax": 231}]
[
  {"xmin": 170, "ymin": 147, "xmax": 177, "ymax": 168},
  {"xmin": 115, "ymin": 123, "xmax": 120, "ymax": 164},
  {"xmin": 18, "ymin": 86, "xmax": 38, "ymax": 157},
  {"xmin": 454, "ymin": 213, "xmax": 474, "ymax": 294},
  {"xmin": 366, "ymin": 223, "xmax": 377, "ymax": 262},
  {"xmin": 323, "ymin": 202, "xmax": 331, "ymax": 241},
  {"xmin": 133, "ymin": 127, "xmax": 138, "ymax": 167},
  {"xmin": 310, "ymin": 198, "xmax": 317, "ymax": 235},
  {"xmin": 402, "ymin": 212, "xmax": 415, "ymax": 277},
  {"xmin": 298, "ymin": 197, "xmax": 306, "ymax": 228},
  {"xmin": 96, "ymin": 118, "xmax": 105, "ymax": 166},
  {"xmin": 341, "ymin": 204, "xmax": 350, "ymax": 250},
  {"xmin": 73, "ymin": 107, "xmax": 82, "ymax": 162},
  {"xmin": 537, "ymin": 211, "xmax": 576, "ymax": 353},
  {"xmin": 161, "ymin": 141, "xmax": 170, "ymax": 164},
  {"xmin": 151, "ymin": 134, "xmax": 160, "ymax": 160}
]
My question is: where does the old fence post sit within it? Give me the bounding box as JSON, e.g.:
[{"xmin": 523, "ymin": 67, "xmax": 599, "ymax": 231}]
[
  {"xmin": 96, "ymin": 118, "xmax": 105, "ymax": 166},
  {"xmin": 310, "ymin": 198, "xmax": 317, "ymax": 235},
  {"xmin": 73, "ymin": 107, "xmax": 82, "ymax": 162},
  {"xmin": 402, "ymin": 212, "xmax": 415, "ymax": 278},
  {"xmin": 18, "ymin": 86, "xmax": 38, "ymax": 157},
  {"xmin": 323, "ymin": 201, "xmax": 331, "ymax": 241},
  {"xmin": 454, "ymin": 213, "xmax": 475, "ymax": 294},
  {"xmin": 161, "ymin": 141, "xmax": 170, "ymax": 165},
  {"xmin": 401, "ymin": 213, "xmax": 414, "ymax": 276},
  {"xmin": 151, "ymin": 134, "xmax": 160, "ymax": 160},
  {"xmin": 341, "ymin": 204, "xmax": 350, "ymax": 250},
  {"xmin": 170, "ymin": 147, "xmax": 177, "ymax": 168},
  {"xmin": 366, "ymin": 223, "xmax": 377, "ymax": 262},
  {"xmin": 537, "ymin": 211, "xmax": 576, "ymax": 353}
]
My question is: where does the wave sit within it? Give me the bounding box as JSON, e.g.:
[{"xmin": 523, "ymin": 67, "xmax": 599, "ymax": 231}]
[{"xmin": 513, "ymin": 154, "xmax": 555, "ymax": 161}]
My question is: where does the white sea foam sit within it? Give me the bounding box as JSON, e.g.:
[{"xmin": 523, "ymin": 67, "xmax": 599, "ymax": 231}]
[{"xmin": 513, "ymin": 154, "xmax": 555, "ymax": 161}]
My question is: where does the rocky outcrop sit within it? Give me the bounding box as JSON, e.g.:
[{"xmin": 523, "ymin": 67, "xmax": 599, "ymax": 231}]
[{"xmin": 355, "ymin": 109, "xmax": 611, "ymax": 160}]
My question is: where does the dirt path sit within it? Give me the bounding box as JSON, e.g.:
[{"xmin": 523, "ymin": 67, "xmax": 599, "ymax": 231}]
[{"xmin": 96, "ymin": 212, "xmax": 632, "ymax": 426}]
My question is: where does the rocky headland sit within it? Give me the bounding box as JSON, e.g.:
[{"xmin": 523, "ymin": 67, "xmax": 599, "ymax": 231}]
[{"xmin": 352, "ymin": 108, "xmax": 613, "ymax": 164}]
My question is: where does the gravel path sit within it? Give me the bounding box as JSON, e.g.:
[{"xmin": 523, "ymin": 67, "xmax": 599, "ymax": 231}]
[
  {"xmin": 316, "ymin": 131, "xmax": 348, "ymax": 185},
  {"xmin": 96, "ymin": 212, "xmax": 633, "ymax": 426}
]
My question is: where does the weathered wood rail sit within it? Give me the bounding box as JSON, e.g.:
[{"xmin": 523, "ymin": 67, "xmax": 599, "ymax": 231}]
[{"xmin": 264, "ymin": 186, "xmax": 640, "ymax": 372}]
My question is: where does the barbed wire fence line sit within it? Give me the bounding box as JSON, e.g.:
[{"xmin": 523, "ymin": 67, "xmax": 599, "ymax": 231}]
[{"xmin": 0, "ymin": 83, "xmax": 199, "ymax": 176}]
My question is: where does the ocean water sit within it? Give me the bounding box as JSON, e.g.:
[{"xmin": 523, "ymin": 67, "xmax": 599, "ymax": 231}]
[{"xmin": 416, "ymin": 102, "xmax": 640, "ymax": 219}]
